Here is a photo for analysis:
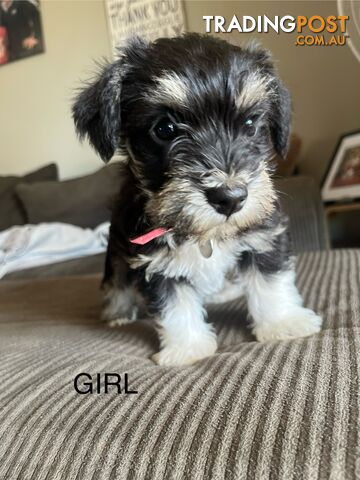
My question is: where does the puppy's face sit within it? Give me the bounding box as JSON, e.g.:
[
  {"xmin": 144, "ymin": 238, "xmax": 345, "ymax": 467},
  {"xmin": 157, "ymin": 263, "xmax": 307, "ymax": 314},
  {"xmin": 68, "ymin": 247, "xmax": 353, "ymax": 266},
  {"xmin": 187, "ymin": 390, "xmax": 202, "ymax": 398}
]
[{"xmin": 73, "ymin": 34, "xmax": 291, "ymax": 239}]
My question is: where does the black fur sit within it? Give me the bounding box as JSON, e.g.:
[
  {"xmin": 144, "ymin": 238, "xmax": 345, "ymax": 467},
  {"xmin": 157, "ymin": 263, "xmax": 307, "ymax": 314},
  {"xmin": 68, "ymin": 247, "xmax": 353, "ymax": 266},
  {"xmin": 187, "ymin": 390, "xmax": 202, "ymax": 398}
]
[{"xmin": 72, "ymin": 60, "xmax": 124, "ymax": 161}]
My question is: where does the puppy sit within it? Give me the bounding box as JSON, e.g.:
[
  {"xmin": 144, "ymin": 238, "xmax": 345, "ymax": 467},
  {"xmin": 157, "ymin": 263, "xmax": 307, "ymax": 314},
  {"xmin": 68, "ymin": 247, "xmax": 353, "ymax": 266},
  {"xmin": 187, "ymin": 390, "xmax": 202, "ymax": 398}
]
[{"xmin": 73, "ymin": 33, "xmax": 322, "ymax": 366}]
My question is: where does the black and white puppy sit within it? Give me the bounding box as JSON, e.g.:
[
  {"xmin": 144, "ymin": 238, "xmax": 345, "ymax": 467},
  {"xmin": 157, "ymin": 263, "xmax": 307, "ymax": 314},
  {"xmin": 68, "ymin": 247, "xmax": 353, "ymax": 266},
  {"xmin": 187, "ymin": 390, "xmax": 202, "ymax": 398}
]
[{"xmin": 73, "ymin": 33, "xmax": 322, "ymax": 366}]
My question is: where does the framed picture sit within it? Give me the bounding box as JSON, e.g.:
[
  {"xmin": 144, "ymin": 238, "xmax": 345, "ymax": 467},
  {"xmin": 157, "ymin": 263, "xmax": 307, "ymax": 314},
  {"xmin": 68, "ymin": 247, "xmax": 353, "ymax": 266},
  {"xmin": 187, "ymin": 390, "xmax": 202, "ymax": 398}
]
[
  {"xmin": 105, "ymin": 0, "xmax": 185, "ymax": 57},
  {"xmin": 0, "ymin": 0, "xmax": 45, "ymax": 66},
  {"xmin": 321, "ymin": 130, "xmax": 360, "ymax": 203}
]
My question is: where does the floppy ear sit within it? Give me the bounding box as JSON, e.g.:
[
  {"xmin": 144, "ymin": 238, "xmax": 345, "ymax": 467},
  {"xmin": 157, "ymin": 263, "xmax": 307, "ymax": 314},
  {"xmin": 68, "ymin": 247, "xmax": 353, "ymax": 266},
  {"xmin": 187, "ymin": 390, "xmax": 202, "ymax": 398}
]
[
  {"xmin": 72, "ymin": 61, "xmax": 123, "ymax": 162},
  {"xmin": 269, "ymin": 79, "xmax": 292, "ymax": 159},
  {"xmin": 244, "ymin": 42, "xmax": 291, "ymax": 159}
]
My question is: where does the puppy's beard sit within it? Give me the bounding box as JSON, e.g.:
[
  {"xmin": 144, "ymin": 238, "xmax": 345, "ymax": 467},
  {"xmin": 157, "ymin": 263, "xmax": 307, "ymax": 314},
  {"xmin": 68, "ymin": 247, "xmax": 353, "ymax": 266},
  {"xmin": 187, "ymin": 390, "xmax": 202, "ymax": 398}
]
[
  {"xmin": 145, "ymin": 178, "xmax": 222, "ymax": 237},
  {"xmin": 231, "ymin": 167, "xmax": 276, "ymax": 231},
  {"xmin": 145, "ymin": 166, "xmax": 276, "ymax": 241}
]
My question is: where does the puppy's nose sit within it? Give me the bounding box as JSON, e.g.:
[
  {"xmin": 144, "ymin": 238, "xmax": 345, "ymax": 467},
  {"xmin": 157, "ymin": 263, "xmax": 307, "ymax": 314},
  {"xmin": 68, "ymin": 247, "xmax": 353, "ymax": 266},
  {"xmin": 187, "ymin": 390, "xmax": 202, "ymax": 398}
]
[{"xmin": 205, "ymin": 186, "xmax": 248, "ymax": 217}]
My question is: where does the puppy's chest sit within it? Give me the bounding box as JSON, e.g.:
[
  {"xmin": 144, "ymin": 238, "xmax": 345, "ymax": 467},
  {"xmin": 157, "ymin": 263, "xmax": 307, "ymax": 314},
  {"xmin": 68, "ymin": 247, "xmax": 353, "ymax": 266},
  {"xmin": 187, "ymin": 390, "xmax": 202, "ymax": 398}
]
[{"xmin": 155, "ymin": 240, "xmax": 239, "ymax": 296}]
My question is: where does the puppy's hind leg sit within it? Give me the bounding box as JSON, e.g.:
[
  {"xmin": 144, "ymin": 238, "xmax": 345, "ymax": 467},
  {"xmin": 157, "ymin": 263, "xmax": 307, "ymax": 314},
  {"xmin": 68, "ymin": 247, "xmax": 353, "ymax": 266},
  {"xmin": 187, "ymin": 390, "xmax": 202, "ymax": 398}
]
[
  {"xmin": 101, "ymin": 241, "xmax": 144, "ymax": 327},
  {"xmin": 205, "ymin": 278, "xmax": 245, "ymax": 305},
  {"xmin": 102, "ymin": 285, "xmax": 143, "ymax": 327}
]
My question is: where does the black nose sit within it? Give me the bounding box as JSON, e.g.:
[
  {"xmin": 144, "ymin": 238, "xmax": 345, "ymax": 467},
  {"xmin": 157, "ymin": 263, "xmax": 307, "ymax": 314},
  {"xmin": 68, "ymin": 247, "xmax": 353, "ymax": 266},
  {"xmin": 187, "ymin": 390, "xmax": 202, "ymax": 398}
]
[{"xmin": 205, "ymin": 186, "xmax": 248, "ymax": 217}]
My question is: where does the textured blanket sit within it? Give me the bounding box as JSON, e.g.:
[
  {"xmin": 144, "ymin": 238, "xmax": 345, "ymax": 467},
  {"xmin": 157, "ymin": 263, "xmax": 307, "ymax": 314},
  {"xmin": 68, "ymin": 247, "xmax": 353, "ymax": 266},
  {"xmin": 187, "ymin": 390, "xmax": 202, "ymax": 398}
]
[{"xmin": 0, "ymin": 249, "xmax": 359, "ymax": 480}]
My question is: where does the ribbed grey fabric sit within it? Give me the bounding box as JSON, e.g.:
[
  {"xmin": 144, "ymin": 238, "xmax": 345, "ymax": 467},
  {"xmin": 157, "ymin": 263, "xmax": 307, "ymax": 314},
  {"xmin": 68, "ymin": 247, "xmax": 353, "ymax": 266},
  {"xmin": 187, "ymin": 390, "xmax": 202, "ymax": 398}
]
[
  {"xmin": 274, "ymin": 176, "xmax": 329, "ymax": 253},
  {"xmin": 0, "ymin": 249, "xmax": 359, "ymax": 480}
]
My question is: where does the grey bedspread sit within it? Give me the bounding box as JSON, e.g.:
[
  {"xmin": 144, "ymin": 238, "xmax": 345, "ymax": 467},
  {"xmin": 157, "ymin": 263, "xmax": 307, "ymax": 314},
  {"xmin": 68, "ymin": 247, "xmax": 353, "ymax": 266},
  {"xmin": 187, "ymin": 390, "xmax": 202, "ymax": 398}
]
[{"xmin": 0, "ymin": 249, "xmax": 359, "ymax": 479}]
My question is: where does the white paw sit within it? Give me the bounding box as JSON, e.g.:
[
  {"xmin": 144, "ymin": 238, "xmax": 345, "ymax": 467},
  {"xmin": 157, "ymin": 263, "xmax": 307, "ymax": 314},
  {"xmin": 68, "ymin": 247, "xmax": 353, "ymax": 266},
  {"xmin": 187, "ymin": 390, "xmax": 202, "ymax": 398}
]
[
  {"xmin": 107, "ymin": 317, "xmax": 132, "ymax": 328},
  {"xmin": 152, "ymin": 337, "xmax": 217, "ymax": 366},
  {"xmin": 101, "ymin": 305, "xmax": 138, "ymax": 326},
  {"xmin": 101, "ymin": 286, "xmax": 140, "ymax": 326},
  {"xmin": 254, "ymin": 307, "xmax": 322, "ymax": 342}
]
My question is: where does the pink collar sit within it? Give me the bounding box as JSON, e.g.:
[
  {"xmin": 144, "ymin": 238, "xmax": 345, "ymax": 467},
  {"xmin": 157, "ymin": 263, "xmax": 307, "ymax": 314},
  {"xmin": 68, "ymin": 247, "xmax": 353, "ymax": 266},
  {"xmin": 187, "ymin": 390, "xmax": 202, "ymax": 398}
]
[{"xmin": 130, "ymin": 227, "xmax": 170, "ymax": 245}]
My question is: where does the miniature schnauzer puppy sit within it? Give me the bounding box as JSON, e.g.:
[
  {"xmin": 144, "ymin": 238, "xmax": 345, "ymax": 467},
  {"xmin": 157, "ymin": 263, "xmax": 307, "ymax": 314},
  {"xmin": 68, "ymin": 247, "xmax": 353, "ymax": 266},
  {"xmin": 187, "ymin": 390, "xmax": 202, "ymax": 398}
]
[{"xmin": 73, "ymin": 33, "xmax": 322, "ymax": 366}]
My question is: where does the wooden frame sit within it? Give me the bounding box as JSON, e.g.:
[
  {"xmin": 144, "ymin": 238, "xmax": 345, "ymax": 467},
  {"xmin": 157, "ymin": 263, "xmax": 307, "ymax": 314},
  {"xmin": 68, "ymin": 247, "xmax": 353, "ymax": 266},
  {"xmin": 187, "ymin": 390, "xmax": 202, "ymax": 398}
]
[{"xmin": 321, "ymin": 130, "xmax": 360, "ymax": 203}]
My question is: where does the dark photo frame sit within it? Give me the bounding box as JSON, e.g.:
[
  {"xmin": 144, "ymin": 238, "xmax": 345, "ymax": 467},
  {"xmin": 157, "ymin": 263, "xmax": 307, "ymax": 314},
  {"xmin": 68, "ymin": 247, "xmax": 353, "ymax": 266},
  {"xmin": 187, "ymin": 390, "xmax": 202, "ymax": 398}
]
[
  {"xmin": 0, "ymin": 0, "xmax": 44, "ymax": 66},
  {"xmin": 321, "ymin": 130, "xmax": 360, "ymax": 203}
]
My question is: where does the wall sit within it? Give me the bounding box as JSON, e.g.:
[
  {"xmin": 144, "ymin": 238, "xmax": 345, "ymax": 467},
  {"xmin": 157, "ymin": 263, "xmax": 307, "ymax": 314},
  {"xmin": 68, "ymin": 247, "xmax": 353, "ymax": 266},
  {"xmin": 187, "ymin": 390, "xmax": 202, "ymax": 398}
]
[
  {"xmin": 183, "ymin": 0, "xmax": 360, "ymax": 183},
  {"xmin": 1, "ymin": 1, "xmax": 359, "ymax": 182},
  {"xmin": 0, "ymin": 0, "xmax": 110, "ymax": 179}
]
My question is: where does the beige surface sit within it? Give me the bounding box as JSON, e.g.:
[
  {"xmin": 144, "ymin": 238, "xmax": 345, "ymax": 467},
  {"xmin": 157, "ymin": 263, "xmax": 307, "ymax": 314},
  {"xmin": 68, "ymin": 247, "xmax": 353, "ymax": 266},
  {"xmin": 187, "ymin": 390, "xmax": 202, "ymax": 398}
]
[
  {"xmin": 1, "ymin": 1, "xmax": 359, "ymax": 182},
  {"xmin": 0, "ymin": 249, "xmax": 360, "ymax": 479},
  {"xmin": 0, "ymin": 0, "xmax": 110, "ymax": 179}
]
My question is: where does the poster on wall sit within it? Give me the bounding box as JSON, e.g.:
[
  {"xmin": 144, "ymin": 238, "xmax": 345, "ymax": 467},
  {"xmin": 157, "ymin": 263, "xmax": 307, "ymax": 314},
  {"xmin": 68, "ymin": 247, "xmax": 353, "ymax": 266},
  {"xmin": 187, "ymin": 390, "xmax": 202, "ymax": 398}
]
[
  {"xmin": 0, "ymin": 0, "xmax": 45, "ymax": 66},
  {"xmin": 105, "ymin": 0, "xmax": 185, "ymax": 57}
]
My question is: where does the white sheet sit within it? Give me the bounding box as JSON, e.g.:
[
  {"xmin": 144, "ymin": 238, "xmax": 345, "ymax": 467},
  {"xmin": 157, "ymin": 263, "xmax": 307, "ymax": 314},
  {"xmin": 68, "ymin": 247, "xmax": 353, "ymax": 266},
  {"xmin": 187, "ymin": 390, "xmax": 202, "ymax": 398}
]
[{"xmin": 0, "ymin": 222, "xmax": 110, "ymax": 279}]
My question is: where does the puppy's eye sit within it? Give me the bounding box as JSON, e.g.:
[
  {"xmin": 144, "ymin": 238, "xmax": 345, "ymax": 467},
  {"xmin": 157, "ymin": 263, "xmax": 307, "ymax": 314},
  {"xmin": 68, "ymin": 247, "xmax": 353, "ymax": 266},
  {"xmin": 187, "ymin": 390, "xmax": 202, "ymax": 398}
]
[
  {"xmin": 152, "ymin": 118, "xmax": 178, "ymax": 143},
  {"xmin": 244, "ymin": 118, "xmax": 257, "ymax": 137}
]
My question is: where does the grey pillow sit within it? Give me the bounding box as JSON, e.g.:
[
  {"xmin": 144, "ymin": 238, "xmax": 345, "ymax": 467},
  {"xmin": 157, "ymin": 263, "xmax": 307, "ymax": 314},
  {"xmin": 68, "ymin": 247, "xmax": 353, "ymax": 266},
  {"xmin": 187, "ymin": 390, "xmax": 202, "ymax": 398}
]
[
  {"xmin": 0, "ymin": 164, "xmax": 58, "ymax": 231},
  {"xmin": 15, "ymin": 164, "xmax": 121, "ymax": 229},
  {"xmin": 274, "ymin": 176, "xmax": 329, "ymax": 253}
]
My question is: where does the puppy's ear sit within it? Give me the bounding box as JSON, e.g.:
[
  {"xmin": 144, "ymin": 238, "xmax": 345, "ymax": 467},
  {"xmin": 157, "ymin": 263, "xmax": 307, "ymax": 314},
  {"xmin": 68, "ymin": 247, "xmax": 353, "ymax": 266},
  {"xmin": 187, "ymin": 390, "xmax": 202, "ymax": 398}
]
[
  {"xmin": 269, "ymin": 79, "xmax": 292, "ymax": 159},
  {"xmin": 244, "ymin": 42, "xmax": 291, "ymax": 158},
  {"xmin": 72, "ymin": 61, "xmax": 123, "ymax": 162}
]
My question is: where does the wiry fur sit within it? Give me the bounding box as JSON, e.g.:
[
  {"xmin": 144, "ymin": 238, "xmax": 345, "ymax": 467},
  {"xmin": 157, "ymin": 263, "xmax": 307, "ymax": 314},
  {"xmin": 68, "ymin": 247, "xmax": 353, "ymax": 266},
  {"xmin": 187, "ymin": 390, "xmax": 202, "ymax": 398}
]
[{"xmin": 73, "ymin": 33, "xmax": 322, "ymax": 366}]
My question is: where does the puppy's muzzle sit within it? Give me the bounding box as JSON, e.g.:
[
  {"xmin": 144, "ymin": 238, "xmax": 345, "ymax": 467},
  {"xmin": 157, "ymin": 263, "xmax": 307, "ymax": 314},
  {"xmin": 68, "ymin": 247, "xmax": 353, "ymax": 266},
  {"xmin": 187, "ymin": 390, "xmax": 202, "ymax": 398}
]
[{"xmin": 205, "ymin": 186, "xmax": 248, "ymax": 217}]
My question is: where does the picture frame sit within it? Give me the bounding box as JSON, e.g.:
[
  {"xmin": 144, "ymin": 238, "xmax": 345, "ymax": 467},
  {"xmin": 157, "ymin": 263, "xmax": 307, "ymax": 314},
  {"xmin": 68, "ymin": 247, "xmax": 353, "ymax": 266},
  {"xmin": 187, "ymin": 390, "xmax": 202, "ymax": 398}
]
[
  {"xmin": 321, "ymin": 130, "xmax": 360, "ymax": 203},
  {"xmin": 0, "ymin": 0, "xmax": 45, "ymax": 67},
  {"xmin": 105, "ymin": 0, "xmax": 185, "ymax": 58}
]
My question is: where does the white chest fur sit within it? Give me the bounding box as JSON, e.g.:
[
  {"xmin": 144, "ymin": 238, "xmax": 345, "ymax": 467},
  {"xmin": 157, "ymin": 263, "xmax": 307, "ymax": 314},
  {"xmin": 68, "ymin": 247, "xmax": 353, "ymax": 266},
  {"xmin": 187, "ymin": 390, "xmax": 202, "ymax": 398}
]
[{"xmin": 134, "ymin": 238, "xmax": 240, "ymax": 297}]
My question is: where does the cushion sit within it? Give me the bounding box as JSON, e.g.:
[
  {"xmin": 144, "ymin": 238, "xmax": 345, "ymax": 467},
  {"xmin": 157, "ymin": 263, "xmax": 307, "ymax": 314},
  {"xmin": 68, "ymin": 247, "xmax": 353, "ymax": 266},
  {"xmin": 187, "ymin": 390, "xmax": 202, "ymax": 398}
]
[
  {"xmin": 275, "ymin": 176, "xmax": 329, "ymax": 252},
  {"xmin": 0, "ymin": 164, "xmax": 58, "ymax": 231},
  {"xmin": 16, "ymin": 164, "xmax": 121, "ymax": 229},
  {"xmin": 0, "ymin": 249, "xmax": 358, "ymax": 479}
]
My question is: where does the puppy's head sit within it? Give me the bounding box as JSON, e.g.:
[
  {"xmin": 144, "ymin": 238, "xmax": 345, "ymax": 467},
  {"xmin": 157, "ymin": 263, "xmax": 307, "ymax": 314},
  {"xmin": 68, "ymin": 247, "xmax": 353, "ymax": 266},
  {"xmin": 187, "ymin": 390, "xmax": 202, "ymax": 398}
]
[{"xmin": 73, "ymin": 34, "xmax": 291, "ymax": 239}]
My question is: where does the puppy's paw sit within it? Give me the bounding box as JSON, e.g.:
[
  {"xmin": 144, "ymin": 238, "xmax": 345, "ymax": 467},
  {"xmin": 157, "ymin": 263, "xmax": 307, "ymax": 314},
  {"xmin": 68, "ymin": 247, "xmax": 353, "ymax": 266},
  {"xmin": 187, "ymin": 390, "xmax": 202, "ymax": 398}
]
[
  {"xmin": 152, "ymin": 337, "xmax": 217, "ymax": 366},
  {"xmin": 101, "ymin": 305, "xmax": 138, "ymax": 327},
  {"xmin": 101, "ymin": 287, "xmax": 141, "ymax": 326},
  {"xmin": 107, "ymin": 317, "xmax": 133, "ymax": 328},
  {"xmin": 254, "ymin": 307, "xmax": 322, "ymax": 342}
]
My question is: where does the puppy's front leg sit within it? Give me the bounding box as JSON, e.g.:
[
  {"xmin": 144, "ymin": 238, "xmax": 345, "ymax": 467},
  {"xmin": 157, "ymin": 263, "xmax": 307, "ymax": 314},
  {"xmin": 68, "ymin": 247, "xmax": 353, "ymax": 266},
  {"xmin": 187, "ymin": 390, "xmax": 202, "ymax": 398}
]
[
  {"xmin": 151, "ymin": 281, "xmax": 217, "ymax": 366},
  {"xmin": 245, "ymin": 267, "xmax": 322, "ymax": 342}
]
